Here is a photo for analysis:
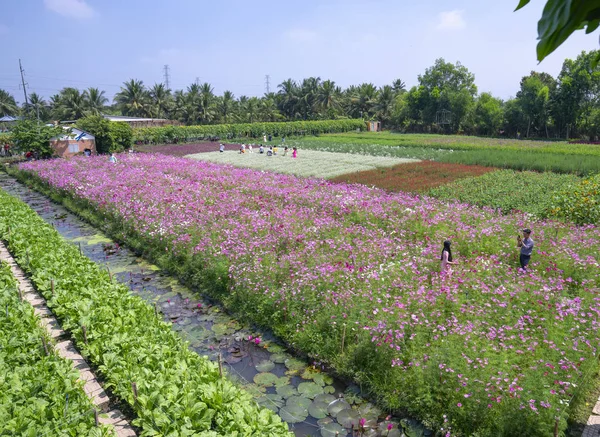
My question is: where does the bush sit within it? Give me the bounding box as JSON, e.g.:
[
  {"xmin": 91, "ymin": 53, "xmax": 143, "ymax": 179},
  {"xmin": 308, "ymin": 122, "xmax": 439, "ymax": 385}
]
[
  {"xmin": 133, "ymin": 119, "xmax": 365, "ymax": 144},
  {"xmin": 549, "ymin": 174, "xmax": 600, "ymax": 225},
  {"xmin": 10, "ymin": 120, "xmax": 64, "ymax": 158},
  {"xmin": 77, "ymin": 115, "xmax": 112, "ymax": 154},
  {"xmin": 108, "ymin": 122, "xmax": 133, "ymax": 152}
]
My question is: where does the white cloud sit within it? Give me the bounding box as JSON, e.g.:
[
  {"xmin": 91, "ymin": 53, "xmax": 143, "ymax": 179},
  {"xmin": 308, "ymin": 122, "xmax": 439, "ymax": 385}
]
[
  {"xmin": 44, "ymin": 0, "xmax": 95, "ymax": 19},
  {"xmin": 285, "ymin": 28, "xmax": 318, "ymax": 43},
  {"xmin": 0, "ymin": 24, "xmax": 8, "ymax": 35},
  {"xmin": 436, "ymin": 10, "xmax": 465, "ymax": 31}
]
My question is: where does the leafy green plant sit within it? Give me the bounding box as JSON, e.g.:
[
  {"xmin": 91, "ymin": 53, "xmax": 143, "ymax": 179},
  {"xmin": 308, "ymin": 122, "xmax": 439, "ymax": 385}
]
[
  {"xmin": 549, "ymin": 173, "xmax": 600, "ymax": 224},
  {"xmin": 10, "ymin": 120, "xmax": 65, "ymax": 158},
  {"xmin": 0, "ymin": 192, "xmax": 292, "ymax": 437},
  {"xmin": 0, "ymin": 261, "xmax": 115, "ymax": 436},
  {"xmin": 428, "ymin": 170, "xmax": 581, "ymax": 217}
]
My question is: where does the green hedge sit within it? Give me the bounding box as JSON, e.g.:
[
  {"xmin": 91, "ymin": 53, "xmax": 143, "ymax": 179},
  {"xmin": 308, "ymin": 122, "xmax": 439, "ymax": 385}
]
[
  {"xmin": 0, "ymin": 190, "xmax": 292, "ymax": 437},
  {"xmin": 133, "ymin": 120, "xmax": 365, "ymax": 144}
]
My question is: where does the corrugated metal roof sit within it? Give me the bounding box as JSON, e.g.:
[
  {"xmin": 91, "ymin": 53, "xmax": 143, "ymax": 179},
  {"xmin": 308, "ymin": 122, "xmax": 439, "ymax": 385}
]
[{"xmin": 52, "ymin": 127, "xmax": 95, "ymax": 141}]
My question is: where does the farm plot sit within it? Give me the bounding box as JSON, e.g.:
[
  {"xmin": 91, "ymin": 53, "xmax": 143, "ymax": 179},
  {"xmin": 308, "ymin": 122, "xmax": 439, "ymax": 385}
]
[
  {"xmin": 185, "ymin": 149, "xmax": 419, "ymax": 179},
  {"xmin": 17, "ymin": 154, "xmax": 600, "ymax": 437},
  {"xmin": 331, "ymin": 161, "xmax": 495, "ymax": 193}
]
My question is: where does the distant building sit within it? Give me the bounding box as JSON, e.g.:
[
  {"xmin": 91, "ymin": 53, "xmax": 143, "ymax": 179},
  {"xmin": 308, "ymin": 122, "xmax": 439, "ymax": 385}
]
[
  {"xmin": 102, "ymin": 114, "xmax": 180, "ymax": 128},
  {"xmin": 50, "ymin": 127, "xmax": 96, "ymax": 158},
  {"xmin": 367, "ymin": 121, "xmax": 382, "ymax": 132}
]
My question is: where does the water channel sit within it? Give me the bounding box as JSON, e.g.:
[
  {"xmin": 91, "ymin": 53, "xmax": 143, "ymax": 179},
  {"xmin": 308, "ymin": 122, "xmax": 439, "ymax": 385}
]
[{"xmin": 0, "ymin": 173, "xmax": 430, "ymax": 437}]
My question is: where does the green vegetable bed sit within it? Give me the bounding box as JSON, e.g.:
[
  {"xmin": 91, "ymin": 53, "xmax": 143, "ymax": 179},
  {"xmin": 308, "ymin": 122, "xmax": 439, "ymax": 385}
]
[
  {"xmin": 0, "ymin": 260, "xmax": 114, "ymax": 436},
  {"xmin": 0, "ymin": 190, "xmax": 291, "ymax": 436}
]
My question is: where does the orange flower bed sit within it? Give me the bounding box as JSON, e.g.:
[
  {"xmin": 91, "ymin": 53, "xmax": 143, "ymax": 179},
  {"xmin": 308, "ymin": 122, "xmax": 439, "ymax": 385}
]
[{"xmin": 331, "ymin": 161, "xmax": 496, "ymax": 193}]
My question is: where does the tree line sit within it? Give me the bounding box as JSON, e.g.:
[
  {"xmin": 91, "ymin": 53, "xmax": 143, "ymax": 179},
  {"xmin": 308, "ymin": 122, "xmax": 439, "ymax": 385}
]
[{"xmin": 0, "ymin": 50, "xmax": 598, "ymax": 140}]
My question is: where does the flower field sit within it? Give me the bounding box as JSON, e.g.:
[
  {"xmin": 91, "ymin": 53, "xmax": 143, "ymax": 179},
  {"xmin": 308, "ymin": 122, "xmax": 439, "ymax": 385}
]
[
  {"xmin": 186, "ymin": 149, "xmax": 419, "ymax": 179},
  {"xmin": 289, "ymin": 133, "xmax": 600, "ymax": 175},
  {"xmin": 17, "ymin": 154, "xmax": 600, "ymax": 436},
  {"xmin": 330, "ymin": 161, "xmax": 495, "ymax": 193}
]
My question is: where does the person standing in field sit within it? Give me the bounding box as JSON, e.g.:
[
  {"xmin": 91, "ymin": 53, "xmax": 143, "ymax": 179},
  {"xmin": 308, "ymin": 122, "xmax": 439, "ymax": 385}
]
[
  {"xmin": 517, "ymin": 228, "xmax": 534, "ymax": 271},
  {"xmin": 292, "ymin": 147, "xmax": 297, "ymax": 158},
  {"xmin": 263, "ymin": 134, "xmax": 267, "ymax": 143},
  {"xmin": 440, "ymin": 240, "xmax": 456, "ymax": 273},
  {"xmin": 248, "ymin": 144, "xmax": 253, "ymax": 153}
]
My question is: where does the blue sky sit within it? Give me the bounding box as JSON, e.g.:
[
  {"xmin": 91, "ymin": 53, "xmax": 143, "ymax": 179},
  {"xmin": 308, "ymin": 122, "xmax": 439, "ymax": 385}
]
[{"xmin": 1, "ymin": 0, "xmax": 598, "ymax": 104}]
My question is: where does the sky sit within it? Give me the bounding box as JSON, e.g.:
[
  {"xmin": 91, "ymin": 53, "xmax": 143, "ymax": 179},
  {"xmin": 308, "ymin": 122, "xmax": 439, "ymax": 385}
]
[{"xmin": 1, "ymin": 0, "xmax": 599, "ymax": 105}]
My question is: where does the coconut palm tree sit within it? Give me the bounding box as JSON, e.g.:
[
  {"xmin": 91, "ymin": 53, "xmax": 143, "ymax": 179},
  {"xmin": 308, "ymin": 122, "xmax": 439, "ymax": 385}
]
[
  {"xmin": 54, "ymin": 87, "xmax": 86, "ymax": 120},
  {"xmin": 375, "ymin": 85, "xmax": 394, "ymax": 125},
  {"xmin": 0, "ymin": 89, "xmax": 18, "ymax": 116},
  {"xmin": 114, "ymin": 79, "xmax": 149, "ymax": 117},
  {"xmin": 240, "ymin": 97, "xmax": 260, "ymax": 123},
  {"xmin": 83, "ymin": 87, "xmax": 108, "ymax": 115},
  {"xmin": 149, "ymin": 83, "xmax": 172, "ymax": 119},
  {"xmin": 218, "ymin": 90, "xmax": 235, "ymax": 124},
  {"xmin": 315, "ymin": 80, "xmax": 341, "ymax": 117},
  {"xmin": 258, "ymin": 98, "xmax": 282, "ymax": 122},
  {"xmin": 25, "ymin": 92, "xmax": 49, "ymax": 121},
  {"xmin": 199, "ymin": 83, "xmax": 215, "ymax": 123},
  {"xmin": 392, "ymin": 79, "xmax": 407, "ymax": 95},
  {"xmin": 277, "ymin": 79, "xmax": 298, "ymax": 120}
]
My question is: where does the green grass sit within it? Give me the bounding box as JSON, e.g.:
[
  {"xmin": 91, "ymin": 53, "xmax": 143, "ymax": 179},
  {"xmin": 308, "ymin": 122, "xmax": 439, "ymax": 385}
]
[
  {"xmin": 288, "ymin": 132, "xmax": 600, "ymax": 175},
  {"xmin": 427, "ymin": 170, "xmax": 581, "ymax": 217}
]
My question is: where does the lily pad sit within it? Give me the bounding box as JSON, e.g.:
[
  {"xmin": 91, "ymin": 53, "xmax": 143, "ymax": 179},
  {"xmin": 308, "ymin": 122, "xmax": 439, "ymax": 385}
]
[
  {"xmin": 253, "ymin": 372, "xmax": 280, "ymax": 387},
  {"xmin": 320, "ymin": 422, "xmax": 347, "ymax": 437},
  {"xmin": 276, "ymin": 385, "xmax": 298, "ymax": 399},
  {"xmin": 271, "ymin": 353, "xmax": 290, "ymax": 364},
  {"xmin": 255, "ymin": 360, "xmax": 275, "ymax": 372},
  {"xmin": 244, "ymin": 384, "xmax": 266, "ymax": 397},
  {"xmin": 317, "ymin": 417, "xmax": 334, "ymax": 427},
  {"xmin": 327, "ymin": 398, "xmax": 351, "ymax": 418},
  {"xmin": 266, "ymin": 343, "xmax": 286, "ymax": 353},
  {"xmin": 211, "ymin": 323, "xmax": 235, "ymax": 337},
  {"xmin": 298, "ymin": 381, "xmax": 324, "ymax": 399},
  {"xmin": 274, "ymin": 376, "xmax": 291, "ymax": 387},
  {"xmin": 323, "ymin": 385, "xmax": 336, "ymax": 394},
  {"xmin": 314, "ymin": 394, "xmax": 336, "ymax": 404},
  {"xmin": 378, "ymin": 422, "xmax": 402, "ymax": 437},
  {"xmin": 337, "ymin": 408, "xmax": 360, "ymax": 429},
  {"xmin": 308, "ymin": 400, "xmax": 330, "ymax": 419},
  {"xmin": 313, "ymin": 373, "xmax": 334, "ymax": 387},
  {"xmin": 258, "ymin": 394, "xmax": 284, "ymax": 413},
  {"xmin": 286, "ymin": 395, "xmax": 312, "ymax": 410},
  {"xmin": 400, "ymin": 418, "xmax": 425, "ymax": 437},
  {"xmin": 358, "ymin": 403, "xmax": 381, "ymax": 420},
  {"xmin": 284, "ymin": 358, "xmax": 306, "ymax": 373},
  {"xmin": 279, "ymin": 403, "xmax": 309, "ymax": 424}
]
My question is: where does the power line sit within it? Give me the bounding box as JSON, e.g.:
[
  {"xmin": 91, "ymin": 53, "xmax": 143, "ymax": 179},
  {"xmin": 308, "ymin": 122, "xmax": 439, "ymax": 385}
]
[
  {"xmin": 265, "ymin": 74, "xmax": 270, "ymax": 94},
  {"xmin": 163, "ymin": 65, "xmax": 170, "ymax": 90},
  {"xmin": 19, "ymin": 59, "xmax": 29, "ymax": 106}
]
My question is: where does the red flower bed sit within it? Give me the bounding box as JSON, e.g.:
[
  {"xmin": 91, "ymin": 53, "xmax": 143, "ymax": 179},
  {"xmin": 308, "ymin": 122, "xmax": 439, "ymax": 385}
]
[{"xmin": 331, "ymin": 161, "xmax": 496, "ymax": 192}]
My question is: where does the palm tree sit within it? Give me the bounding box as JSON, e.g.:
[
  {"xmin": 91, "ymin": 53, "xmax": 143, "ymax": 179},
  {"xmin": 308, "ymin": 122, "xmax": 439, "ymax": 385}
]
[
  {"xmin": 392, "ymin": 79, "xmax": 407, "ymax": 95},
  {"xmin": 298, "ymin": 77, "xmax": 321, "ymax": 120},
  {"xmin": 149, "ymin": 83, "xmax": 172, "ymax": 119},
  {"xmin": 83, "ymin": 87, "xmax": 108, "ymax": 115},
  {"xmin": 259, "ymin": 98, "xmax": 281, "ymax": 122},
  {"xmin": 114, "ymin": 79, "xmax": 149, "ymax": 117},
  {"xmin": 218, "ymin": 90, "xmax": 235, "ymax": 123},
  {"xmin": 55, "ymin": 87, "xmax": 86, "ymax": 120},
  {"xmin": 199, "ymin": 83, "xmax": 215, "ymax": 123},
  {"xmin": 241, "ymin": 97, "xmax": 260, "ymax": 123},
  {"xmin": 315, "ymin": 80, "xmax": 341, "ymax": 117},
  {"xmin": 277, "ymin": 79, "xmax": 298, "ymax": 120},
  {"xmin": 347, "ymin": 83, "xmax": 377, "ymax": 118},
  {"xmin": 375, "ymin": 85, "xmax": 394, "ymax": 125},
  {"xmin": 25, "ymin": 92, "xmax": 49, "ymax": 121},
  {"xmin": 0, "ymin": 89, "xmax": 18, "ymax": 116}
]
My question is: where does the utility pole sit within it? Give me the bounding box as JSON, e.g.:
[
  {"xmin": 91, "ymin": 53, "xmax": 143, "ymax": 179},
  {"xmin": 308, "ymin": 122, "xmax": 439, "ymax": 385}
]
[
  {"xmin": 163, "ymin": 64, "xmax": 170, "ymax": 90},
  {"xmin": 265, "ymin": 74, "xmax": 271, "ymax": 94},
  {"xmin": 19, "ymin": 59, "xmax": 29, "ymax": 107},
  {"xmin": 195, "ymin": 77, "xmax": 200, "ymax": 86}
]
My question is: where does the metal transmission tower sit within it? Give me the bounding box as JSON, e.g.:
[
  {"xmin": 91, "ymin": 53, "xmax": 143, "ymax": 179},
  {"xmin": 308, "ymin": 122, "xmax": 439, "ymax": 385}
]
[
  {"xmin": 163, "ymin": 65, "xmax": 171, "ymax": 90},
  {"xmin": 265, "ymin": 74, "xmax": 271, "ymax": 94},
  {"xmin": 19, "ymin": 59, "xmax": 29, "ymax": 106}
]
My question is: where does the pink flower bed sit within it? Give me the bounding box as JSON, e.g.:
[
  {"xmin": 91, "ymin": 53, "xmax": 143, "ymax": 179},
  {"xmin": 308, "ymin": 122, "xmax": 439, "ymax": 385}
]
[{"xmin": 20, "ymin": 154, "xmax": 600, "ymax": 435}]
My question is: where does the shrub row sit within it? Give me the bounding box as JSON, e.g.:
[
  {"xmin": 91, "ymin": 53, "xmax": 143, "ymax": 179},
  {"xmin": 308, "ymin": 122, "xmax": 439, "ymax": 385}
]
[
  {"xmin": 133, "ymin": 119, "xmax": 365, "ymax": 144},
  {"xmin": 549, "ymin": 173, "xmax": 600, "ymax": 225},
  {"xmin": 0, "ymin": 261, "xmax": 114, "ymax": 436},
  {"xmin": 0, "ymin": 190, "xmax": 291, "ymax": 436}
]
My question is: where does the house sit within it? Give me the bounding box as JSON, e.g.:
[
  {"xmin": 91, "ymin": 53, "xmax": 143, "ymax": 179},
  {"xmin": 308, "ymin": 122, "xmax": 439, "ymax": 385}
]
[
  {"xmin": 102, "ymin": 114, "xmax": 180, "ymax": 128},
  {"xmin": 50, "ymin": 127, "xmax": 96, "ymax": 158},
  {"xmin": 366, "ymin": 121, "xmax": 382, "ymax": 132}
]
